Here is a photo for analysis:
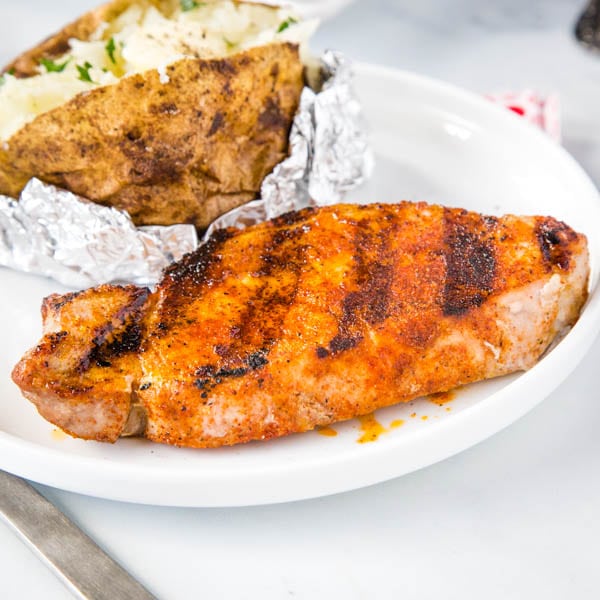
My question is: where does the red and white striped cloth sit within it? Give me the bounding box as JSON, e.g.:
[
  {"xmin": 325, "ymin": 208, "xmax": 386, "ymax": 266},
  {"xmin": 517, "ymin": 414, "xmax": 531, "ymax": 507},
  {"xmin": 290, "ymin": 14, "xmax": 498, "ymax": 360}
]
[{"xmin": 486, "ymin": 90, "xmax": 561, "ymax": 142}]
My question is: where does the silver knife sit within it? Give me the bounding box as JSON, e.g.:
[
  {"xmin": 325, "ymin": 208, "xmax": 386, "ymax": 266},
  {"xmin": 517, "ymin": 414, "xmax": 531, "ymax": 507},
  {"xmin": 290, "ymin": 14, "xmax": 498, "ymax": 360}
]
[{"xmin": 0, "ymin": 469, "xmax": 156, "ymax": 600}]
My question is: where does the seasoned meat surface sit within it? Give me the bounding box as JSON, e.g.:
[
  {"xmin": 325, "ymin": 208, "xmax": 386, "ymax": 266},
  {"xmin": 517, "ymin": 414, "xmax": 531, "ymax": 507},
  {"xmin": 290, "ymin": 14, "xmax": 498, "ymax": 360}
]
[{"xmin": 12, "ymin": 202, "xmax": 589, "ymax": 447}]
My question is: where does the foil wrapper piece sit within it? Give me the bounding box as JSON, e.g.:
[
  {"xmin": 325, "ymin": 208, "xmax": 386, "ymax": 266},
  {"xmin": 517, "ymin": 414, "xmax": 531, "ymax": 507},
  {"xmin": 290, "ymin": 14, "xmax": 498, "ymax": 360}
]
[
  {"xmin": 204, "ymin": 50, "xmax": 373, "ymax": 239},
  {"xmin": 0, "ymin": 179, "xmax": 197, "ymax": 288},
  {"xmin": 0, "ymin": 50, "xmax": 372, "ymax": 287},
  {"xmin": 309, "ymin": 51, "xmax": 375, "ymax": 204}
]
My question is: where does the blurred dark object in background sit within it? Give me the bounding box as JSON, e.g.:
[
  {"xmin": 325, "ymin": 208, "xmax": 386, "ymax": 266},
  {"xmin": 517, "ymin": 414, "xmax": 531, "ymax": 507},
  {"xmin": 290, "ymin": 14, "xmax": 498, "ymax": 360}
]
[{"xmin": 575, "ymin": 0, "xmax": 600, "ymax": 50}]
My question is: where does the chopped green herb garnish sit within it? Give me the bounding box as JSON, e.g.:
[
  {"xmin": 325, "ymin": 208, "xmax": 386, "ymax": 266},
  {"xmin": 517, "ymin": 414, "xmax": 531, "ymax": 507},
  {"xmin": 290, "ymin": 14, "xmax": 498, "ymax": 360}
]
[
  {"xmin": 40, "ymin": 57, "xmax": 70, "ymax": 73},
  {"xmin": 277, "ymin": 17, "xmax": 297, "ymax": 33},
  {"xmin": 223, "ymin": 37, "xmax": 237, "ymax": 50},
  {"xmin": 0, "ymin": 68, "xmax": 15, "ymax": 86},
  {"xmin": 105, "ymin": 37, "xmax": 117, "ymax": 64},
  {"xmin": 180, "ymin": 0, "xmax": 204, "ymax": 11},
  {"xmin": 76, "ymin": 61, "xmax": 95, "ymax": 83}
]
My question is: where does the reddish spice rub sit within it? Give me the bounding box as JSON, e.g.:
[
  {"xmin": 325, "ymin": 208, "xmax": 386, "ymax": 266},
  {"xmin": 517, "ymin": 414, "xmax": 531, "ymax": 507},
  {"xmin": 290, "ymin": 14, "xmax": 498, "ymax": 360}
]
[{"xmin": 12, "ymin": 201, "xmax": 589, "ymax": 448}]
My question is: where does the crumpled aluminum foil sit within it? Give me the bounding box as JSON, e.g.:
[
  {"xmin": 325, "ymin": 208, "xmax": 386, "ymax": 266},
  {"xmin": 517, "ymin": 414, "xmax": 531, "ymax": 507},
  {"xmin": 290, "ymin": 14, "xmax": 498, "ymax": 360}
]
[
  {"xmin": 0, "ymin": 50, "xmax": 372, "ymax": 288},
  {"xmin": 0, "ymin": 179, "xmax": 198, "ymax": 287}
]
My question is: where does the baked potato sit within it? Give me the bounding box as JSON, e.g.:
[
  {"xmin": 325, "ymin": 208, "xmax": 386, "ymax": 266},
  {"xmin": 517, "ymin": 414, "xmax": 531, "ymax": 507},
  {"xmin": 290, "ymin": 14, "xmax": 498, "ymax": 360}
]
[{"xmin": 0, "ymin": 0, "xmax": 313, "ymax": 228}]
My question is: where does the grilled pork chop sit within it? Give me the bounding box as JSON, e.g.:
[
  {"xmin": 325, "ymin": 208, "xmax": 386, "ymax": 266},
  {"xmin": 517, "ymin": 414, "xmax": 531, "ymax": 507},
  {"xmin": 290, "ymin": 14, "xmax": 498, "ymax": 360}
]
[{"xmin": 12, "ymin": 202, "xmax": 589, "ymax": 447}]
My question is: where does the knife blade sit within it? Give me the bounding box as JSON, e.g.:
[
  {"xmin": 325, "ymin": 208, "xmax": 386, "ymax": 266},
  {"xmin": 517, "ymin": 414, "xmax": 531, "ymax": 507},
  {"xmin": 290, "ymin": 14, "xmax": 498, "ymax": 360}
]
[{"xmin": 0, "ymin": 469, "xmax": 156, "ymax": 600}]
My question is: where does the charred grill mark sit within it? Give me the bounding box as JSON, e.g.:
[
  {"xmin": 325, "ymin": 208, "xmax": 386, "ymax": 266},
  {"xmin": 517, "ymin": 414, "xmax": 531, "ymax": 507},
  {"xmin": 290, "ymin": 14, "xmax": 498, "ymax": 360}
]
[
  {"xmin": 42, "ymin": 331, "xmax": 67, "ymax": 352},
  {"xmin": 156, "ymin": 229, "xmax": 235, "ymax": 333},
  {"xmin": 442, "ymin": 209, "xmax": 497, "ymax": 316},
  {"xmin": 192, "ymin": 219, "xmax": 311, "ymax": 396},
  {"xmin": 76, "ymin": 288, "xmax": 149, "ymax": 373},
  {"xmin": 329, "ymin": 332, "xmax": 362, "ymax": 353},
  {"xmin": 193, "ymin": 348, "xmax": 270, "ymax": 394},
  {"xmin": 45, "ymin": 290, "xmax": 83, "ymax": 312},
  {"xmin": 316, "ymin": 346, "xmax": 330, "ymax": 359},
  {"xmin": 194, "ymin": 365, "xmax": 215, "ymax": 378},
  {"xmin": 234, "ymin": 226, "xmax": 307, "ymax": 340},
  {"xmin": 257, "ymin": 226, "xmax": 307, "ymax": 276},
  {"xmin": 214, "ymin": 344, "xmax": 229, "ymax": 357},
  {"xmin": 87, "ymin": 323, "xmax": 143, "ymax": 368},
  {"xmin": 536, "ymin": 218, "xmax": 577, "ymax": 271},
  {"xmin": 326, "ymin": 219, "xmax": 395, "ymax": 356},
  {"xmin": 149, "ymin": 228, "xmax": 237, "ymax": 338},
  {"xmin": 272, "ymin": 207, "xmax": 316, "ymax": 227},
  {"xmin": 216, "ymin": 366, "xmax": 248, "ymax": 378},
  {"xmin": 247, "ymin": 350, "xmax": 269, "ymax": 370},
  {"xmin": 165, "ymin": 228, "xmax": 233, "ymax": 286}
]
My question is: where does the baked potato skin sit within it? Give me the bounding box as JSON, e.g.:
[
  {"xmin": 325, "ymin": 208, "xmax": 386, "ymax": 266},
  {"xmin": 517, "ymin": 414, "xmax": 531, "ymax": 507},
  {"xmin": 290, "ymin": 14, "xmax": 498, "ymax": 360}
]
[{"xmin": 0, "ymin": 1, "xmax": 304, "ymax": 228}]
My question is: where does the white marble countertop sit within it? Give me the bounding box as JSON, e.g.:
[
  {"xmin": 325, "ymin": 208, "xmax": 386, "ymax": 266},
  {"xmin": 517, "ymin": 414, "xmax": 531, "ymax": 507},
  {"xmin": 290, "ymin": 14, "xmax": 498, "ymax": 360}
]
[{"xmin": 1, "ymin": 1, "xmax": 600, "ymax": 598}]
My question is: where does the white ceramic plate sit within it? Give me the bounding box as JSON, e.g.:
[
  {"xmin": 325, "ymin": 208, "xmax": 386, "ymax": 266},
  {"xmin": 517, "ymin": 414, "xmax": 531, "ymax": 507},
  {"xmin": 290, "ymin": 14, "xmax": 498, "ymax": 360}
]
[{"xmin": 1, "ymin": 63, "xmax": 599, "ymax": 507}]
